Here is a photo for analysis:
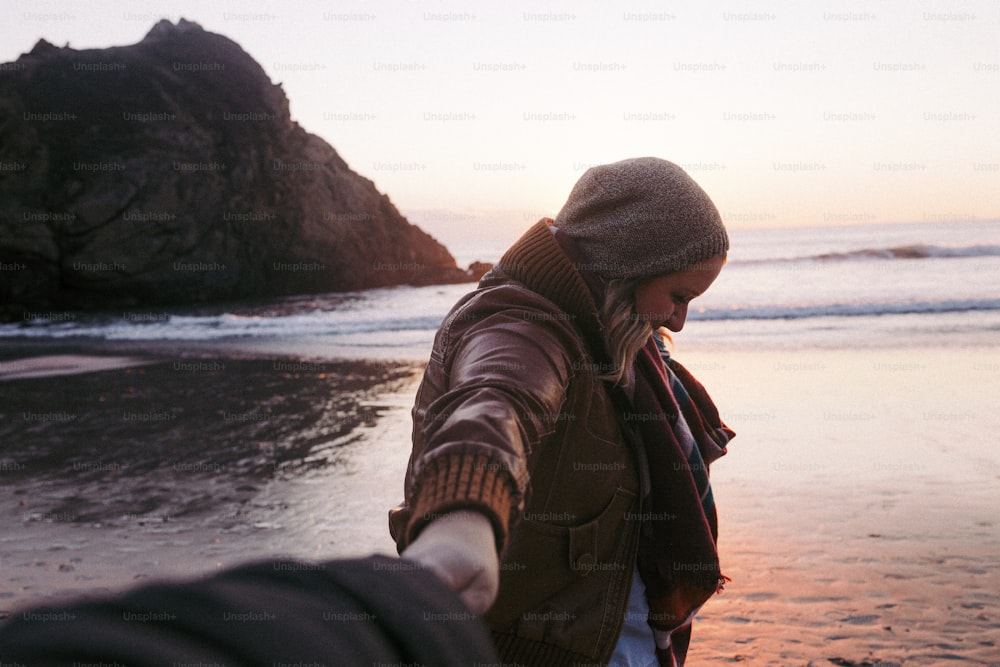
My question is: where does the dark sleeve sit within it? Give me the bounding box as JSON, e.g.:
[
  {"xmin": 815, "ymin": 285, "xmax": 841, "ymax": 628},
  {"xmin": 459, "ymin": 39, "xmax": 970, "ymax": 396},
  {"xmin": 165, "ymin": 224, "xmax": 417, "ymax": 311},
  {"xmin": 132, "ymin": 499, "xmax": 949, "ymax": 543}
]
[
  {"xmin": 0, "ymin": 555, "xmax": 498, "ymax": 667},
  {"xmin": 400, "ymin": 307, "xmax": 577, "ymax": 552}
]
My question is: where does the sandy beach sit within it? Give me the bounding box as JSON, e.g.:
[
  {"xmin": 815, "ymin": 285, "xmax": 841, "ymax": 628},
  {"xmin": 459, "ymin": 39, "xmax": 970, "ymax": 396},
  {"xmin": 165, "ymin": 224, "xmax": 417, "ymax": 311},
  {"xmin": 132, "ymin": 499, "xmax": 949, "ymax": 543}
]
[
  {"xmin": 2, "ymin": 339, "xmax": 998, "ymax": 666},
  {"xmin": 681, "ymin": 346, "xmax": 1000, "ymax": 666}
]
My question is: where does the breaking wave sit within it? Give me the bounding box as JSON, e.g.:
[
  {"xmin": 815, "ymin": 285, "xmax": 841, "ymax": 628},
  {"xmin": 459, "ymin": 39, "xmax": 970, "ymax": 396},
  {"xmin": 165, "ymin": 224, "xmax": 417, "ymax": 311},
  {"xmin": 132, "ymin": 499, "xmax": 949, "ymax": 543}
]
[{"xmin": 732, "ymin": 243, "xmax": 1000, "ymax": 266}]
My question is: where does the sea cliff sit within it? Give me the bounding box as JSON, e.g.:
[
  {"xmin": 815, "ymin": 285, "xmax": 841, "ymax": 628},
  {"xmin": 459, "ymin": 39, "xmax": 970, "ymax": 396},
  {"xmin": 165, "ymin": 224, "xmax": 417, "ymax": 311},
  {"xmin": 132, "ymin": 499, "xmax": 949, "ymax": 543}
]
[{"xmin": 0, "ymin": 19, "xmax": 471, "ymax": 318}]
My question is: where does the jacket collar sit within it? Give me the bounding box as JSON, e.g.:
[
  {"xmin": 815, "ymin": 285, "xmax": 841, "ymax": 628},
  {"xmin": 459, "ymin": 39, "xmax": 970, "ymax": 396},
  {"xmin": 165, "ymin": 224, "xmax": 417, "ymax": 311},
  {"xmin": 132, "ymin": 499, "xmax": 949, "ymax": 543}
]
[{"xmin": 492, "ymin": 218, "xmax": 609, "ymax": 359}]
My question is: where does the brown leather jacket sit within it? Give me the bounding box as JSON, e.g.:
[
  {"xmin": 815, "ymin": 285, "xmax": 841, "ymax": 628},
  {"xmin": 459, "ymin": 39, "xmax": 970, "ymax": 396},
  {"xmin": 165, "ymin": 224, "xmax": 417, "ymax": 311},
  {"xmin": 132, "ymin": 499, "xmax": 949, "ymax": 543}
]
[{"xmin": 390, "ymin": 219, "xmax": 644, "ymax": 665}]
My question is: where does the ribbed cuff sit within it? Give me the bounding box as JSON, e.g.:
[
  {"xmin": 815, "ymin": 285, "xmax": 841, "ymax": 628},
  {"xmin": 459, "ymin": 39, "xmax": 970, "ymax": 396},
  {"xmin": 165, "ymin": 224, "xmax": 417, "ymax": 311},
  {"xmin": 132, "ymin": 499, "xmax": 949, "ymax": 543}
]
[{"xmin": 406, "ymin": 450, "xmax": 518, "ymax": 553}]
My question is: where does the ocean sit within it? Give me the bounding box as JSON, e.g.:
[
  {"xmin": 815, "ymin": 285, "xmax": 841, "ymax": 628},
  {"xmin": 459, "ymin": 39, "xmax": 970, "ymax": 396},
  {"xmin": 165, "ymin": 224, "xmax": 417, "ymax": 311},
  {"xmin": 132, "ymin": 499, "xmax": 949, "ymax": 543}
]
[{"xmin": 5, "ymin": 219, "xmax": 998, "ymax": 358}]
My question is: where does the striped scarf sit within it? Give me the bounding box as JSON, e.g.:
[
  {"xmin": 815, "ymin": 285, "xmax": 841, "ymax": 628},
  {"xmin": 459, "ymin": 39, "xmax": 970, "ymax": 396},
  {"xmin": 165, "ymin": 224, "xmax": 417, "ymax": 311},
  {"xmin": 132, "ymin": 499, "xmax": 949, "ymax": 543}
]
[
  {"xmin": 656, "ymin": 334, "xmax": 731, "ymax": 534},
  {"xmin": 617, "ymin": 335, "xmax": 734, "ymax": 666}
]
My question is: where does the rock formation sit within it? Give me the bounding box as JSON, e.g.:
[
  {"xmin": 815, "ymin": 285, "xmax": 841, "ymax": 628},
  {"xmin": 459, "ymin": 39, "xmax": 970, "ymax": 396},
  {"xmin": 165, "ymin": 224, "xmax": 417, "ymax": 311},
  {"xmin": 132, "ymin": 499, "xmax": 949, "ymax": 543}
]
[{"xmin": 0, "ymin": 19, "xmax": 470, "ymax": 317}]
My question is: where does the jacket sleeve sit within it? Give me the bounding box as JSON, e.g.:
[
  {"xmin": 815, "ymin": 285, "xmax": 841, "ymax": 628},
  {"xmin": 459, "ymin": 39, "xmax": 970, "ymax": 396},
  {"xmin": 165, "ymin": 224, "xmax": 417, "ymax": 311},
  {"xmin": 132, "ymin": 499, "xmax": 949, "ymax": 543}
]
[{"xmin": 400, "ymin": 304, "xmax": 579, "ymax": 553}]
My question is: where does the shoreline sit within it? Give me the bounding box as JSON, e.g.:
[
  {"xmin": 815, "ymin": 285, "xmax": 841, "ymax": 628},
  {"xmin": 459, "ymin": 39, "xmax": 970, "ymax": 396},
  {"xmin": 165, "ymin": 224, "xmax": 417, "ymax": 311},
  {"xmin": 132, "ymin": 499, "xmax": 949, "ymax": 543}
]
[{"xmin": 2, "ymin": 340, "xmax": 998, "ymax": 664}]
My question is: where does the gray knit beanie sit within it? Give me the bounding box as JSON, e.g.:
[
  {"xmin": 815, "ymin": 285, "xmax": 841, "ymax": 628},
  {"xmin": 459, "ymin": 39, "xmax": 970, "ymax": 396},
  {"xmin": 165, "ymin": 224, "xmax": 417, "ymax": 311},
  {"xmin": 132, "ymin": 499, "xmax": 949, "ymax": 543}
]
[{"xmin": 555, "ymin": 157, "xmax": 729, "ymax": 280}]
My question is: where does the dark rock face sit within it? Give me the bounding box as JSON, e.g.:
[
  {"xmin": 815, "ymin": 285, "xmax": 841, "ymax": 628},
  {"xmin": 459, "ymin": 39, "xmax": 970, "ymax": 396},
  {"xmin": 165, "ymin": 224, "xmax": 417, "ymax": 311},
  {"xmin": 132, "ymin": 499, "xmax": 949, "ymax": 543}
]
[{"xmin": 0, "ymin": 19, "xmax": 469, "ymax": 316}]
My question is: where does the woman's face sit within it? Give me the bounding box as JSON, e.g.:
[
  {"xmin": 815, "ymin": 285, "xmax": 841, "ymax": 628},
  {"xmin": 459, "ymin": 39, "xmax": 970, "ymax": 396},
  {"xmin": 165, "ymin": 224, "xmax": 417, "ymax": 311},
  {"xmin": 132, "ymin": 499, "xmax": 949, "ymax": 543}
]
[{"xmin": 633, "ymin": 254, "xmax": 725, "ymax": 332}]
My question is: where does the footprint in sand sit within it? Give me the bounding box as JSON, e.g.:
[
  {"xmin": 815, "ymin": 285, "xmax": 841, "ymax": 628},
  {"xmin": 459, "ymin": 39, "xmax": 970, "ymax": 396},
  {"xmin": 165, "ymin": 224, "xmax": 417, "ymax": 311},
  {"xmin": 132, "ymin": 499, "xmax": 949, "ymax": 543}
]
[{"xmin": 839, "ymin": 614, "xmax": 880, "ymax": 624}]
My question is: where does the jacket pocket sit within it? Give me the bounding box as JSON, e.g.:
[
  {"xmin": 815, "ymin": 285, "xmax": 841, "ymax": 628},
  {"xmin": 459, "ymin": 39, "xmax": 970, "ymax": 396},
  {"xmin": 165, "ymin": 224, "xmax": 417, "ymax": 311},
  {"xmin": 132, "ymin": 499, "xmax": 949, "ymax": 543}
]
[
  {"xmin": 488, "ymin": 485, "xmax": 638, "ymax": 644},
  {"xmin": 529, "ymin": 379, "xmax": 633, "ymax": 520},
  {"xmin": 522, "ymin": 485, "xmax": 637, "ymax": 575}
]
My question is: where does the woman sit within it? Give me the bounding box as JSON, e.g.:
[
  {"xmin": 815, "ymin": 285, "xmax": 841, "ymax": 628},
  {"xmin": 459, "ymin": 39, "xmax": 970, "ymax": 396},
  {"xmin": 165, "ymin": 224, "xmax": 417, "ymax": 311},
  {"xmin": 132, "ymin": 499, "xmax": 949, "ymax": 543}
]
[{"xmin": 389, "ymin": 157, "xmax": 735, "ymax": 667}]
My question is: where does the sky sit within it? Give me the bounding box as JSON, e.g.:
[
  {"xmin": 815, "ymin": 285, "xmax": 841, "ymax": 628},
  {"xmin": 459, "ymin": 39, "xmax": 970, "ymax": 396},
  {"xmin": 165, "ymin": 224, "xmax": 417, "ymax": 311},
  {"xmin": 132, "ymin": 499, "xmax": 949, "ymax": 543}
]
[{"xmin": 2, "ymin": 0, "xmax": 998, "ymax": 255}]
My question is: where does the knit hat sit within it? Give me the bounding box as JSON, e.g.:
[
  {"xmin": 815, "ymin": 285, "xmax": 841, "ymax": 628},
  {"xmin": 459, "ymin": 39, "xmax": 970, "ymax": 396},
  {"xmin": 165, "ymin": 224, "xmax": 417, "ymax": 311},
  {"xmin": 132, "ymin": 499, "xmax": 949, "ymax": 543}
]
[{"xmin": 554, "ymin": 157, "xmax": 729, "ymax": 280}]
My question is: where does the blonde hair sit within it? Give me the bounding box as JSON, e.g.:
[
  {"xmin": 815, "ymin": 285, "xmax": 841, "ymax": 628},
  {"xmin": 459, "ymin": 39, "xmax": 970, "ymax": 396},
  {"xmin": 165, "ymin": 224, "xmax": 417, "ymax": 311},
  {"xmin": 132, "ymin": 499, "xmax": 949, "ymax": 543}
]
[
  {"xmin": 596, "ymin": 255, "xmax": 726, "ymax": 384},
  {"xmin": 597, "ymin": 278, "xmax": 664, "ymax": 385}
]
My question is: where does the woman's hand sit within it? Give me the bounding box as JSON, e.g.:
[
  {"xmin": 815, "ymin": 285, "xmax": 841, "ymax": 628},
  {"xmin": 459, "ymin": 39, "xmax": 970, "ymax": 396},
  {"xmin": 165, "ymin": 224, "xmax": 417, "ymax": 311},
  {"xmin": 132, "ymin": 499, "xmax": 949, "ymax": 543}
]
[{"xmin": 401, "ymin": 509, "xmax": 500, "ymax": 615}]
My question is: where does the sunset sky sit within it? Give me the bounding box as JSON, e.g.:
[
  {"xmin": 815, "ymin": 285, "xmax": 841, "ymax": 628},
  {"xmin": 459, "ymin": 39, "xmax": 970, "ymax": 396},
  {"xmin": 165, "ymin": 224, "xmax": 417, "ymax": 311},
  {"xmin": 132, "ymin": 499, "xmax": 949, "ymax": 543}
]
[{"xmin": 2, "ymin": 0, "xmax": 997, "ymax": 252}]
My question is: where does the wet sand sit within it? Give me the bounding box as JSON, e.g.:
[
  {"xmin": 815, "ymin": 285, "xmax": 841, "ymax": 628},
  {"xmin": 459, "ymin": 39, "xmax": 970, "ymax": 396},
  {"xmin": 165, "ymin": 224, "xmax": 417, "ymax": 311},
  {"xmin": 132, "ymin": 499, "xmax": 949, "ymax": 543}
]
[
  {"xmin": 0, "ymin": 343, "xmax": 419, "ymax": 611},
  {"xmin": 1, "ymin": 341, "xmax": 998, "ymax": 665},
  {"xmin": 681, "ymin": 346, "xmax": 1000, "ymax": 666}
]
